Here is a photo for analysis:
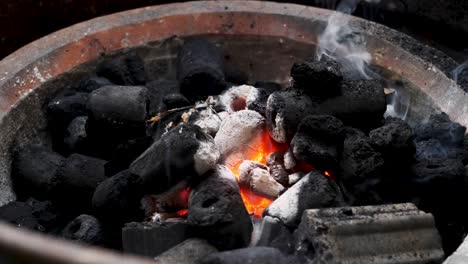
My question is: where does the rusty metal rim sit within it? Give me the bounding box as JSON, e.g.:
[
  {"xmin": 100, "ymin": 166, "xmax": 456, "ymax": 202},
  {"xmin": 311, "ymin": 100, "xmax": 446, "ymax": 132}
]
[{"xmin": 0, "ymin": 1, "xmax": 465, "ymax": 263}]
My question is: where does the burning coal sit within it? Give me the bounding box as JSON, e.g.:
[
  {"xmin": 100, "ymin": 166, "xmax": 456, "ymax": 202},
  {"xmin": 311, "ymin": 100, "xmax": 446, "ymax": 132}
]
[{"xmin": 225, "ymin": 129, "xmax": 288, "ymax": 218}]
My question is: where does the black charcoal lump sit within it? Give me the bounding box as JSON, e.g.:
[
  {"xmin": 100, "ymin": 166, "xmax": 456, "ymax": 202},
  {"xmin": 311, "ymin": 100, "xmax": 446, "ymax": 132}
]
[
  {"xmin": 291, "ymin": 56, "xmax": 343, "ymax": 99},
  {"xmin": 154, "ymin": 238, "xmax": 218, "ymax": 264},
  {"xmin": 320, "ymin": 79, "xmax": 386, "ymax": 129},
  {"xmin": 187, "ymin": 165, "xmax": 252, "ymax": 250},
  {"xmin": 88, "ymin": 85, "xmax": 149, "ymax": 127},
  {"xmin": 77, "ymin": 76, "xmax": 113, "ymax": 93},
  {"xmin": 163, "ymin": 93, "xmax": 191, "ymax": 109},
  {"xmin": 96, "ymin": 51, "xmax": 146, "ymax": 86},
  {"xmin": 177, "ymin": 39, "xmax": 226, "ymax": 99},
  {"xmin": 91, "ymin": 170, "xmax": 144, "ymax": 224},
  {"xmin": 145, "ymin": 79, "xmax": 180, "ymax": 114},
  {"xmin": 87, "ymin": 85, "xmax": 149, "ymax": 154},
  {"xmin": 104, "ymin": 136, "xmax": 153, "ymax": 177},
  {"xmin": 12, "ymin": 145, "xmax": 65, "ymax": 199},
  {"xmin": 47, "ymin": 92, "xmax": 89, "ymax": 127},
  {"xmin": 415, "ymin": 113, "xmax": 466, "ymax": 147},
  {"xmin": 56, "ymin": 153, "xmax": 107, "ymax": 210},
  {"xmin": 290, "ymin": 115, "xmax": 344, "ymax": 170},
  {"xmin": 130, "ymin": 124, "xmax": 220, "ymax": 194},
  {"xmin": 0, "ymin": 201, "xmax": 44, "ymax": 231},
  {"xmin": 339, "ymin": 128, "xmax": 385, "ymax": 203},
  {"xmin": 198, "ymin": 247, "xmax": 288, "ymax": 264},
  {"xmin": 370, "ymin": 117, "xmax": 415, "ymax": 156},
  {"xmin": 122, "ymin": 220, "xmax": 189, "ymax": 258},
  {"xmin": 61, "ymin": 214, "xmax": 105, "ymax": 246},
  {"xmin": 266, "ymin": 89, "xmax": 318, "ymax": 143}
]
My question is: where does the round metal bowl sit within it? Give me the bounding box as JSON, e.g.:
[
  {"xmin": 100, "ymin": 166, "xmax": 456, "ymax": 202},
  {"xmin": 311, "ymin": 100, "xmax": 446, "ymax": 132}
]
[{"xmin": 0, "ymin": 1, "xmax": 465, "ymax": 263}]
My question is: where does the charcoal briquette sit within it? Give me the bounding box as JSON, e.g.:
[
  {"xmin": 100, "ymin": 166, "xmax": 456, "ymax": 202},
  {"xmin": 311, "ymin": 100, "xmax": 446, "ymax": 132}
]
[
  {"xmin": 198, "ymin": 247, "xmax": 288, "ymax": 264},
  {"xmin": 415, "ymin": 113, "xmax": 466, "ymax": 147},
  {"xmin": 96, "ymin": 51, "xmax": 146, "ymax": 86},
  {"xmin": 91, "ymin": 170, "xmax": 144, "ymax": 224},
  {"xmin": 61, "ymin": 214, "xmax": 105, "ymax": 246},
  {"xmin": 56, "ymin": 153, "xmax": 107, "ymax": 211},
  {"xmin": 131, "ymin": 124, "xmax": 220, "ymax": 194},
  {"xmin": 266, "ymin": 89, "xmax": 319, "ymax": 143},
  {"xmin": 0, "ymin": 201, "xmax": 44, "ymax": 232},
  {"xmin": 177, "ymin": 39, "xmax": 226, "ymax": 100},
  {"xmin": 12, "ymin": 145, "xmax": 65, "ymax": 199},
  {"xmin": 77, "ymin": 76, "xmax": 113, "ymax": 93},
  {"xmin": 291, "ymin": 56, "xmax": 343, "ymax": 99},
  {"xmin": 163, "ymin": 93, "xmax": 191, "ymax": 109},
  {"xmin": 319, "ymin": 79, "xmax": 386, "ymax": 129},
  {"xmin": 187, "ymin": 165, "xmax": 252, "ymax": 250}
]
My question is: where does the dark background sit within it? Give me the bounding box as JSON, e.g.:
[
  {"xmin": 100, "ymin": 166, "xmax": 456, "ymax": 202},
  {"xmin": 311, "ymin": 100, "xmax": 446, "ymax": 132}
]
[{"xmin": 0, "ymin": 0, "xmax": 467, "ymax": 62}]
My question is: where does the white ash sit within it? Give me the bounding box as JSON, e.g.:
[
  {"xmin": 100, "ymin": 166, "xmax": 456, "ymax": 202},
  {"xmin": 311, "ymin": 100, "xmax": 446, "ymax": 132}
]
[
  {"xmin": 284, "ymin": 150, "xmax": 297, "ymax": 170},
  {"xmin": 220, "ymin": 85, "xmax": 261, "ymax": 113},
  {"xmin": 288, "ymin": 172, "xmax": 305, "ymax": 186},
  {"xmin": 193, "ymin": 139, "xmax": 221, "ymax": 176},
  {"xmin": 214, "ymin": 110, "xmax": 265, "ymax": 156},
  {"xmin": 194, "ymin": 111, "xmax": 229, "ymax": 137}
]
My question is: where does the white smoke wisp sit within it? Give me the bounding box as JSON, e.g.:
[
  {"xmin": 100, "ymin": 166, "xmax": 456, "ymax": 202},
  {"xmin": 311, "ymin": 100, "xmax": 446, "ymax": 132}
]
[
  {"xmin": 452, "ymin": 59, "xmax": 468, "ymax": 82},
  {"xmin": 317, "ymin": 0, "xmax": 381, "ymax": 80},
  {"xmin": 384, "ymin": 85, "xmax": 410, "ymax": 120}
]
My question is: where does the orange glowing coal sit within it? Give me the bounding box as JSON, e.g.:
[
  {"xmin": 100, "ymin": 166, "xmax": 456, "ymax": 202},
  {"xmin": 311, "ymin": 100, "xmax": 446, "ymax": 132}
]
[{"xmin": 226, "ymin": 130, "xmax": 288, "ymax": 218}]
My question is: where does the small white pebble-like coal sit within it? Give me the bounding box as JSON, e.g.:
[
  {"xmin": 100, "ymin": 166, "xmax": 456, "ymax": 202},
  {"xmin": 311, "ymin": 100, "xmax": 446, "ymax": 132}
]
[
  {"xmin": 238, "ymin": 160, "xmax": 268, "ymax": 185},
  {"xmin": 194, "ymin": 111, "xmax": 229, "ymax": 137},
  {"xmin": 214, "ymin": 110, "xmax": 265, "ymax": 156},
  {"xmin": 220, "ymin": 85, "xmax": 261, "ymax": 113},
  {"xmin": 238, "ymin": 160, "xmax": 285, "ymax": 200}
]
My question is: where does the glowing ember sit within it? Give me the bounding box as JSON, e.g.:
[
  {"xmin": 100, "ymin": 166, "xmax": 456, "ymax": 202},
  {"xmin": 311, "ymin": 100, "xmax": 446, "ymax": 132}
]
[
  {"xmin": 176, "ymin": 209, "xmax": 189, "ymax": 217},
  {"xmin": 226, "ymin": 130, "xmax": 288, "ymax": 218}
]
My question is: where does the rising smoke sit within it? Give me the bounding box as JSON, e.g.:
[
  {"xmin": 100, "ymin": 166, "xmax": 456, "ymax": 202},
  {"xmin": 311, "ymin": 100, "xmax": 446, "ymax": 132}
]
[
  {"xmin": 317, "ymin": 0, "xmax": 411, "ymax": 120},
  {"xmin": 452, "ymin": 59, "xmax": 468, "ymax": 83},
  {"xmin": 316, "ymin": 0, "xmax": 381, "ymax": 80}
]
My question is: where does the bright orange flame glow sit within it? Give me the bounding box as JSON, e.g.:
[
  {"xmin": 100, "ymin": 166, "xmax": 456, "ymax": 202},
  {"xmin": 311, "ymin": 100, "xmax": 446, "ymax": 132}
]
[{"xmin": 226, "ymin": 130, "xmax": 288, "ymax": 218}]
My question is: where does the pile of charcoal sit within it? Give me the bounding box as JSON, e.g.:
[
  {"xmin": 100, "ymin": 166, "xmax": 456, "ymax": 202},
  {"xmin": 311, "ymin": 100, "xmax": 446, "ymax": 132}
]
[{"xmin": 2, "ymin": 37, "xmax": 468, "ymax": 263}]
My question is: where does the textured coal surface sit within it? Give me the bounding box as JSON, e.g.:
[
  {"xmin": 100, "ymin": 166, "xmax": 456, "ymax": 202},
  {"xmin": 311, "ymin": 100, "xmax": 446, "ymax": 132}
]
[{"xmin": 4, "ymin": 37, "xmax": 468, "ymax": 260}]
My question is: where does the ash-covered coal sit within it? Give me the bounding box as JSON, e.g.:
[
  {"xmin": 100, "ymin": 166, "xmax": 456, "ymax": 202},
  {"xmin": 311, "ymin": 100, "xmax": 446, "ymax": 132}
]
[
  {"xmin": 130, "ymin": 124, "xmax": 220, "ymax": 194},
  {"xmin": 265, "ymin": 89, "xmax": 318, "ymax": 143}
]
